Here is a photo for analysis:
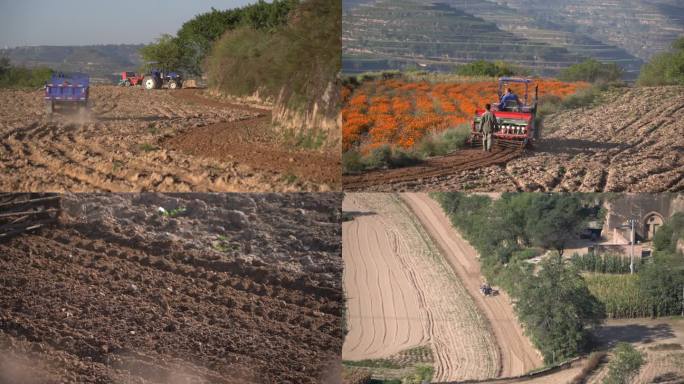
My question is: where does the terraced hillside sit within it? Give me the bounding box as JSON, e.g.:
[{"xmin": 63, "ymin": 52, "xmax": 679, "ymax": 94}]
[
  {"xmin": 491, "ymin": 0, "xmax": 684, "ymax": 61},
  {"xmin": 343, "ymin": 0, "xmax": 684, "ymax": 78},
  {"xmin": 343, "ymin": 0, "xmax": 587, "ymax": 75}
]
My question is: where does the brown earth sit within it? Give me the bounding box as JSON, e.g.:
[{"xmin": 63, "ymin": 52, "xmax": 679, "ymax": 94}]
[
  {"xmin": 0, "ymin": 193, "xmax": 343, "ymax": 383},
  {"xmin": 343, "ymin": 86, "xmax": 684, "ymax": 192},
  {"xmin": 0, "ymin": 86, "xmax": 340, "ymax": 192}
]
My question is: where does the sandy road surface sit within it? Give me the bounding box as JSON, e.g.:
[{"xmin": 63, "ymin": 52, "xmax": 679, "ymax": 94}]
[
  {"xmin": 0, "ymin": 86, "xmax": 339, "ymax": 192},
  {"xmin": 401, "ymin": 193, "xmax": 543, "ymax": 377},
  {"xmin": 343, "ymin": 193, "xmax": 499, "ymax": 382},
  {"xmin": 0, "ymin": 193, "xmax": 343, "ymax": 383},
  {"xmin": 343, "ymin": 86, "xmax": 684, "ymax": 192}
]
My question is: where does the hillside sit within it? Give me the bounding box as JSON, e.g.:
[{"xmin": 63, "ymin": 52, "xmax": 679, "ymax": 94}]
[
  {"xmin": 343, "ymin": 0, "xmax": 683, "ymax": 78},
  {"xmin": 0, "ymin": 44, "xmax": 143, "ymax": 82}
]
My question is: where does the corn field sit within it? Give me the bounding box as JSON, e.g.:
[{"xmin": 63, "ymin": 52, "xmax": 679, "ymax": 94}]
[
  {"xmin": 584, "ymin": 273, "xmax": 655, "ymax": 318},
  {"xmin": 571, "ymin": 253, "xmax": 636, "ymax": 274}
]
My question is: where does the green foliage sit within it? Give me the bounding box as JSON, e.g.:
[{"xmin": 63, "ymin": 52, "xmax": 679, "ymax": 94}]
[
  {"xmin": 516, "ymin": 255, "xmax": 605, "ymax": 364},
  {"xmin": 160, "ymin": 206, "xmax": 187, "ymax": 218},
  {"xmin": 415, "ymin": 124, "xmax": 471, "ymax": 157},
  {"xmin": 525, "ymin": 195, "xmax": 588, "ymax": 255},
  {"xmin": 454, "ymin": 60, "xmax": 521, "ymax": 78},
  {"xmin": 0, "ymin": 57, "xmax": 52, "ymax": 88},
  {"xmin": 584, "ymin": 273, "xmax": 654, "ymax": 318},
  {"xmin": 141, "ymin": 0, "xmax": 298, "ymax": 75},
  {"xmin": 652, "ymin": 212, "xmax": 684, "ymax": 254},
  {"xmin": 603, "ymin": 343, "xmax": 644, "ymax": 384},
  {"xmin": 342, "ymin": 145, "xmax": 423, "ymax": 174},
  {"xmin": 206, "ymin": 0, "xmax": 340, "ymax": 112},
  {"xmin": 571, "ymin": 253, "xmax": 635, "ymax": 274},
  {"xmin": 638, "ymin": 252, "xmax": 684, "ymax": 317},
  {"xmin": 637, "ymin": 37, "xmax": 684, "ymax": 86},
  {"xmin": 139, "ymin": 34, "xmax": 184, "ymax": 72},
  {"xmin": 559, "ymin": 59, "xmax": 623, "ymax": 83}
]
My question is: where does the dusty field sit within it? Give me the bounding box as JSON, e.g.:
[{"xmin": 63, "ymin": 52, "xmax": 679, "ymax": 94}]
[
  {"xmin": 588, "ymin": 318, "xmax": 684, "ymax": 384},
  {"xmin": 343, "ymin": 86, "xmax": 684, "ymax": 192},
  {"xmin": 0, "ymin": 193, "xmax": 343, "ymax": 383},
  {"xmin": 0, "ymin": 86, "xmax": 340, "ymax": 192},
  {"xmin": 342, "ymin": 193, "xmax": 499, "ymax": 382},
  {"xmin": 401, "ymin": 193, "xmax": 543, "ymax": 378}
]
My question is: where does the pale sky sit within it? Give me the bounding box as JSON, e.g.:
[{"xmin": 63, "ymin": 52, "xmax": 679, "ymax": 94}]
[{"xmin": 0, "ymin": 0, "xmax": 256, "ymax": 47}]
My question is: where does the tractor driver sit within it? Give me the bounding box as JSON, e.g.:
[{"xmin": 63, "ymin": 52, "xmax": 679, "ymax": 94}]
[{"xmin": 500, "ymin": 88, "xmax": 521, "ymax": 111}]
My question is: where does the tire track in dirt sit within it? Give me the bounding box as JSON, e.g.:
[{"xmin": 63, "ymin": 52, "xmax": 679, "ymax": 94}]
[
  {"xmin": 0, "ymin": 86, "xmax": 336, "ymax": 192},
  {"xmin": 401, "ymin": 193, "xmax": 544, "ymax": 378},
  {"xmin": 343, "ymin": 147, "xmax": 522, "ymax": 191},
  {"xmin": 343, "ymin": 194, "xmax": 499, "ymax": 382}
]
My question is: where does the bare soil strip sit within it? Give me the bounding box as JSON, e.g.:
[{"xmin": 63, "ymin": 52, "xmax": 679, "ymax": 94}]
[
  {"xmin": 401, "ymin": 193, "xmax": 543, "ymax": 377},
  {"xmin": 343, "ymin": 193, "xmax": 499, "ymax": 382},
  {"xmin": 343, "ymin": 86, "xmax": 684, "ymax": 192},
  {"xmin": 343, "ymin": 147, "xmax": 521, "ymax": 191}
]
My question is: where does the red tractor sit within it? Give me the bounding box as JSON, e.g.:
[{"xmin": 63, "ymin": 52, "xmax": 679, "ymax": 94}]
[
  {"xmin": 118, "ymin": 71, "xmax": 144, "ymax": 87},
  {"xmin": 471, "ymin": 77, "xmax": 539, "ymax": 149}
]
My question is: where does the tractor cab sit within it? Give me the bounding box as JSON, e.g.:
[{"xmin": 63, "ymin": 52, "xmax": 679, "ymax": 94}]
[
  {"xmin": 471, "ymin": 77, "xmax": 540, "ymax": 149},
  {"xmin": 494, "ymin": 77, "xmax": 537, "ymax": 113}
]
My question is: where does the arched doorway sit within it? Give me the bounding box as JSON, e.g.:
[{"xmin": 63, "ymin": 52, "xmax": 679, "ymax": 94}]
[{"xmin": 643, "ymin": 212, "xmax": 664, "ymax": 241}]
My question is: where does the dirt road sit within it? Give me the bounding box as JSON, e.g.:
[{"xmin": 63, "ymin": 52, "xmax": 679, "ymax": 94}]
[
  {"xmin": 343, "ymin": 86, "xmax": 684, "ymax": 192},
  {"xmin": 343, "ymin": 193, "xmax": 499, "ymax": 382},
  {"xmin": 401, "ymin": 193, "xmax": 543, "ymax": 377},
  {"xmin": 0, "ymin": 86, "xmax": 339, "ymax": 192},
  {"xmin": 0, "ymin": 193, "xmax": 343, "ymax": 383}
]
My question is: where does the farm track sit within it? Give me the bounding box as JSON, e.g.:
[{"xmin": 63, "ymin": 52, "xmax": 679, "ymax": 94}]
[
  {"xmin": 401, "ymin": 193, "xmax": 543, "ymax": 378},
  {"xmin": 342, "ymin": 193, "xmax": 499, "ymax": 382},
  {"xmin": 0, "ymin": 86, "xmax": 339, "ymax": 192},
  {"xmin": 343, "ymin": 147, "xmax": 521, "ymax": 191},
  {"xmin": 0, "ymin": 193, "xmax": 343, "ymax": 383},
  {"xmin": 343, "ymin": 86, "xmax": 684, "ymax": 192}
]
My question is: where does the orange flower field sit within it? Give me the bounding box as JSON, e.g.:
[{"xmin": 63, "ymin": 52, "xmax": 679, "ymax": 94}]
[{"xmin": 342, "ymin": 78, "xmax": 590, "ymax": 152}]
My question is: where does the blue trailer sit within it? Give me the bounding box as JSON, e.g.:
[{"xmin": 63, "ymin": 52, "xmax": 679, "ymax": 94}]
[{"xmin": 44, "ymin": 73, "xmax": 89, "ymax": 114}]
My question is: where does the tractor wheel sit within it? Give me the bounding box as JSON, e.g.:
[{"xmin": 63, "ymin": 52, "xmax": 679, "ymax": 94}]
[
  {"xmin": 143, "ymin": 76, "xmax": 157, "ymax": 90},
  {"xmin": 168, "ymin": 80, "xmax": 178, "ymax": 90},
  {"xmin": 124, "ymin": 80, "xmax": 131, "ymax": 87}
]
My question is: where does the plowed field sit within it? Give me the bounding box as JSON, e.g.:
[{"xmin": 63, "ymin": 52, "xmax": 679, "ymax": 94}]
[
  {"xmin": 0, "ymin": 87, "xmax": 340, "ymax": 192},
  {"xmin": 343, "ymin": 86, "xmax": 684, "ymax": 192},
  {"xmin": 0, "ymin": 193, "xmax": 343, "ymax": 383}
]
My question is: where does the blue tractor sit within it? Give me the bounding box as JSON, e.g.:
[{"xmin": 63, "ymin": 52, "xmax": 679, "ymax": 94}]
[
  {"xmin": 142, "ymin": 69, "xmax": 183, "ymax": 90},
  {"xmin": 44, "ymin": 73, "xmax": 89, "ymax": 114}
]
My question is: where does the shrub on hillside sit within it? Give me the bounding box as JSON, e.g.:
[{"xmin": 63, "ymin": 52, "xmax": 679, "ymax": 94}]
[
  {"xmin": 454, "ymin": 60, "xmax": 522, "ymax": 78},
  {"xmin": 0, "ymin": 57, "xmax": 52, "ymax": 88},
  {"xmin": 206, "ymin": 0, "xmax": 340, "ymax": 110},
  {"xmin": 559, "ymin": 59, "xmax": 623, "ymax": 83},
  {"xmin": 415, "ymin": 124, "xmax": 470, "ymax": 157},
  {"xmin": 637, "ymin": 37, "xmax": 684, "ymax": 86},
  {"xmin": 140, "ymin": 0, "xmax": 297, "ymax": 75},
  {"xmin": 604, "ymin": 343, "xmax": 644, "ymax": 384}
]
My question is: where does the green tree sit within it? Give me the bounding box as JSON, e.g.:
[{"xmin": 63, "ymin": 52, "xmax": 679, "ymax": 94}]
[
  {"xmin": 603, "ymin": 343, "xmax": 644, "ymax": 384},
  {"xmin": 454, "ymin": 60, "xmax": 518, "ymax": 77},
  {"xmin": 516, "ymin": 255, "xmax": 605, "ymax": 363},
  {"xmin": 526, "ymin": 195, "xmax": 588, "ymax": 256},
  {"xmin": 637, "ymin": 37, "xmax": 684, "ymax": 86},
  {"xmin": 139, "ymin": 34, "xmax": 184, "ymax": 72},
  {"xmin": 559, "ymin": 59, "xmax": 624, "ymax": 83}
]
